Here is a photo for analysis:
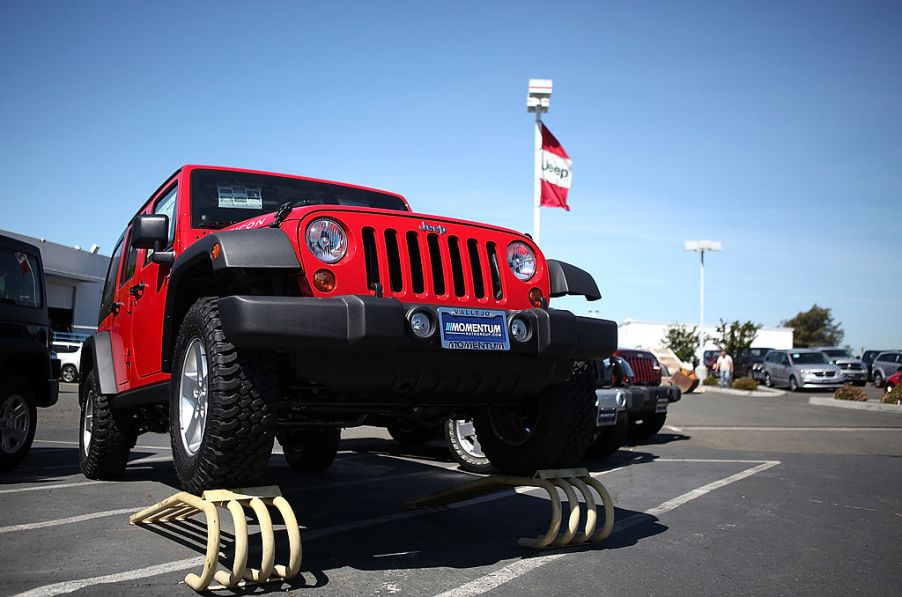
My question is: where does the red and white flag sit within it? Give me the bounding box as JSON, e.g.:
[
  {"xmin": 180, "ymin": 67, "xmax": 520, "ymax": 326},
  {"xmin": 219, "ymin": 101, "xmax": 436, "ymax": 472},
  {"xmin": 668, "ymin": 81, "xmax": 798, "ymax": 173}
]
[{"xmin": 539, "ymin": 123, "xmax": 573, "ymax": 211}]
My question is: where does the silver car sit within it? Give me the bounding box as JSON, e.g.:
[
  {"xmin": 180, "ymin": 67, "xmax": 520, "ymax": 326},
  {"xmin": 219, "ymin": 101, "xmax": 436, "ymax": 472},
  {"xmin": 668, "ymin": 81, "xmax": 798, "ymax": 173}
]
[
  {"xmin": 872, "ymin": 351, "xmax": 902, "ymax": 388},
  {"xmin": 817, "ymin": 347, "xmax": 868, "ymax": 385},
  {"xmin": 762, "ymin": 349, "xmax": 844, "ymax": 391}
]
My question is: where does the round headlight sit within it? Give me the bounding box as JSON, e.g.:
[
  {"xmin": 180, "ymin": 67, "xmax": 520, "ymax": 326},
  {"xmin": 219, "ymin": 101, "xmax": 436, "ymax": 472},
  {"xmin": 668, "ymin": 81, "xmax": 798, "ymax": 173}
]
[
  {"xmin": 306, "ymin": 218, "xmax": 347, "ymax": 264},
  {"xmin": 506, "ymin": 242, "xmax": 536, "ymax": 281}
]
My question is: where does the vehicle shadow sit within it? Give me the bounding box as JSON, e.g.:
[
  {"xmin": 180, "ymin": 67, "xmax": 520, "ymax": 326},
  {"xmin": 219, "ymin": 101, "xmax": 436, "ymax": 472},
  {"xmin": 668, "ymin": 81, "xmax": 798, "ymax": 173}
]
[
  {"xmin": 0, "ymin": 446, "xmax": 168, "ymax": 485},
  {"xmin": 622, "ymin": 432, "xmax": 692, "ymax": 448}
]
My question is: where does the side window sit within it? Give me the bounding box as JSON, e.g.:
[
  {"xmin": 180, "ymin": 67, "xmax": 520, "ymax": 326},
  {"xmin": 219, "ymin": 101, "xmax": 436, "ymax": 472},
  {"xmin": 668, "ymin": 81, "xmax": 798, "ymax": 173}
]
[
  {"xmin": 0, "ymin": 248, "xmax": 41, "ymax": 308},
  {"xmin": 146, "ymin": 185, "xmax": 178, "ymax": 264},
  {"xmin": 99, "ymin": 233, "xmax": 126, "ymax": 322},
  {"xmin": 119, "ymin": 229, "xmax": 139, "ymax": 287},
  {"xmin": 781, "ymin": 354, "xmax": 790, "ymax": 365}
]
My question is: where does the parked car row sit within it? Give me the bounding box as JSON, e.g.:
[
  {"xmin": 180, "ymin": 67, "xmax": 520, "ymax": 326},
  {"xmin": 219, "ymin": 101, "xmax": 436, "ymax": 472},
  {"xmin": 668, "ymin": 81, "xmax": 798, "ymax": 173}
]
[{"xmin": 743, "ymin": 346, "xmax": 901, "ymax": 390}]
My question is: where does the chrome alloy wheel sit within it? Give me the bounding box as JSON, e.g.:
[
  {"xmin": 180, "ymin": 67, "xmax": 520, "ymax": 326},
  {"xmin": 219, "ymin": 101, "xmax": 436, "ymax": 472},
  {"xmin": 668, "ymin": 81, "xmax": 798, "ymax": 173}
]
[
  {"xmin": 0, "ymin": 394, "xmax": 31, "ymax": 455},
  {"xmin": 178, "ymin": 338, "xmax": 209, "ymax": 456},
  {"xmin": 81, "ymin": 394, "xmax": 93, "ymax": 455},
  {"xmin": 453, "ymin": 419, "xmax": 486, "ymax": 459}
]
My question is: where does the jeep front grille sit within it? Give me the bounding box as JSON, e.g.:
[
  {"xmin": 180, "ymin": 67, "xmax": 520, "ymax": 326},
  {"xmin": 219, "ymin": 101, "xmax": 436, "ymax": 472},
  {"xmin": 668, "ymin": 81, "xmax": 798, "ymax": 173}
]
[{"xmin": 362, "ymin": 227, "xmax": 504, "ymax": 302}]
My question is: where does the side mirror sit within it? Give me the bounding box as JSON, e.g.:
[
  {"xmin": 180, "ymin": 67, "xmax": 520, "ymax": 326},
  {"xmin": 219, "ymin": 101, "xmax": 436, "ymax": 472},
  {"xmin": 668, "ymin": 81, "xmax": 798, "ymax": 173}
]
[{"xmin": 132, "ymin": 215, "xmax": 169, "ymax": 249}]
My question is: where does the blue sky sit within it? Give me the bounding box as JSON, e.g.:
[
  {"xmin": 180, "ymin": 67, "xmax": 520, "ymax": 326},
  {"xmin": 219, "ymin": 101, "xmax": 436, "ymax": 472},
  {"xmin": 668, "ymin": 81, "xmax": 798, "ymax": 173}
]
[{"xmin": 1, "ymin": 1, "xmax": 900, "ymax": 350}]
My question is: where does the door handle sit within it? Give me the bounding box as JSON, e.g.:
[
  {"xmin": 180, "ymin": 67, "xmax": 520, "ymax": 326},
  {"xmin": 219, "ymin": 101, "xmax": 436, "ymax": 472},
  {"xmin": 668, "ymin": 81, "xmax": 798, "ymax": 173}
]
[
  {"xmin": 110, "ymin": 301, "xmax": 122, "ymax": 315},
  {"xmin": 129, "ymin": 281, "xmax": 146, "ymax": 298}
]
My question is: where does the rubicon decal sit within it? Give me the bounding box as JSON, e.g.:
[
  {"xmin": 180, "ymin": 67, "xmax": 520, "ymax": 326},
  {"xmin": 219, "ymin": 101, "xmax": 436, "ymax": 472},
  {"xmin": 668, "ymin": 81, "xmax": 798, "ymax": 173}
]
[{"xmin": 419, "ymin": 222, "xmax": 447, "ymax": 235}]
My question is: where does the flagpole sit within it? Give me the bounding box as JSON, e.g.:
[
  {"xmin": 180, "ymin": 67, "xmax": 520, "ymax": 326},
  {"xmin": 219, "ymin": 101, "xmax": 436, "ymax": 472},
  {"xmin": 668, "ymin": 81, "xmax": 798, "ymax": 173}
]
[{"xmin": 533, "ymin": 108, "xmax": 542, "ymax": 245}]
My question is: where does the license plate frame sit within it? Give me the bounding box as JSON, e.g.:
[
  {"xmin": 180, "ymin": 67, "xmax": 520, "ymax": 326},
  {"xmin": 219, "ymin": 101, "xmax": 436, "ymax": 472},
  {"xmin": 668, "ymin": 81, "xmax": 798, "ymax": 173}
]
[
  {"xmin": 655, "ymin": 397, "xmax": 669, "ymax": 414},
  {"xmin": 437, "ymin": 308, "xmax": 510, "ymax": 352}
]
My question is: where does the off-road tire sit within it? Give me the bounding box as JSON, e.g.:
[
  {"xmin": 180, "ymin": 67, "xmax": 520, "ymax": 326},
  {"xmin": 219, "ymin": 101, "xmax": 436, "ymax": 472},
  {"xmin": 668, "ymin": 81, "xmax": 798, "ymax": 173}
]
[
  {"xmin": 586, "ymin": 415, "xmax": 628, "ymax": 460},
  {"xmin": 0, "ymin": 376, "xmax": 37, "ymax": 471},
  {"xmin": 79, "ymin": 370, "xmax": 135, "ymax": 479},
  {"xmin": 630, "ymin": 412, "xmax": 667, "ymax": 440},
  {"xmin": 278, "ymin": 428, "xmax": 341, "ymax": 473},
  {"xmin": 61, "ymin": 365, "xmax": 78, "ymax": 383},
  {"xmin": 445, "ymin": 419, "xmax": 494, "ymax": 474},
  {"xmin": 473, "ymin": 361, "xmax": 596, "ymax": 475},
  {"xmin": 387, "ymin": 422, "xmax": 438, "ymax": 446},
  {"xmin": 170, "ymin": 297, "xmax": 278, "ymax": 494}
]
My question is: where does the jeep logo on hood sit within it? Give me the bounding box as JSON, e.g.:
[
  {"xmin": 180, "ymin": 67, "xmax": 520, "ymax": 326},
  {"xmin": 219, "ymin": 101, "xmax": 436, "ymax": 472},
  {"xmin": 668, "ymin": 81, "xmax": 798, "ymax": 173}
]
[{"xmin": 419, "ymin": 222, "xmax": 447, "ymax": 235}]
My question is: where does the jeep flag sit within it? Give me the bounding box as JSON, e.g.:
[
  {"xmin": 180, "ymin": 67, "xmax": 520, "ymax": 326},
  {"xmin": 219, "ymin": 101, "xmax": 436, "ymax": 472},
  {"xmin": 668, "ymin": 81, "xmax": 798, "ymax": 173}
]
[{"xmin": 539, "ymin": 123, "xmax": 572, "ymax": 211}]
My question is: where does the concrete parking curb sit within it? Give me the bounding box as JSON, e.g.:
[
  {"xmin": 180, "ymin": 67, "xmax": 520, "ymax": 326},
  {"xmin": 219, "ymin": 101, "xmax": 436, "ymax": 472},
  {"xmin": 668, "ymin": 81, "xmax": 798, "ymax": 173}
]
[{"xmin": 809, "ymin": 396, "xmax": 902, "ymax": 413}]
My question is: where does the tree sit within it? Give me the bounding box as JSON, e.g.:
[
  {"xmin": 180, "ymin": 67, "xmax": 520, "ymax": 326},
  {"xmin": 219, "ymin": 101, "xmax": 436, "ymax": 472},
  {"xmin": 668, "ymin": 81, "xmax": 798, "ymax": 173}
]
[
  {"xmin": 664, "ymin": 324, "xmax": 700, "ymax": 363},
  {"xmin": 707, "ymin": 319, "xmax": 761, "ymax": 358},
  {"xmin": 782, "ymin": 304, "xmax": 844, "ymax": 347}
]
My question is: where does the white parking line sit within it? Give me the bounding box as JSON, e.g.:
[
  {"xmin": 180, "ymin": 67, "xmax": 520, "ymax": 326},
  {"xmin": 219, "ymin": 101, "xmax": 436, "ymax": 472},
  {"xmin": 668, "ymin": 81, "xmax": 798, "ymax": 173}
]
[
  {"xmin": 34, "ymin": 439, "xmax": 288, "ymax": 455},
  {"xmin": 0, "ymin": 509, "xmax": 137, "ymax": 534},
  {"xmin": 15, "ymin": 557, "xmax": 206, "ymax": 597},
  {"xmin": 433, "ymin": 460, "xmax": 781, "ymax": 597},
  {"xmin": 11, "ymin": 460, "xmax": 777, "ymax": 597},
  {"xmin": 0, "ymin": 481, "xmax": 106, "ymax": 495},
  {"xmin": 677, "ymin": 426, "xmax": 902, "ymax": 431}
]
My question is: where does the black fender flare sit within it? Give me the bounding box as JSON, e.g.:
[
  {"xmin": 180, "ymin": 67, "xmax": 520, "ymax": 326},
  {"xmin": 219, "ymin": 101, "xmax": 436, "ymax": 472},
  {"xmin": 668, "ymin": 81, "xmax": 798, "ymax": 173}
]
[
  {"xmin": 160, "ymin": 228, "xmax": 302, "ymax": 371},
  {"xmin": 546, "ymin": 260, "xmax": 601, "ymax": 301},
  {"xmin": 79, "ymin": 332, "xmax": 118, "ymax": 400}
]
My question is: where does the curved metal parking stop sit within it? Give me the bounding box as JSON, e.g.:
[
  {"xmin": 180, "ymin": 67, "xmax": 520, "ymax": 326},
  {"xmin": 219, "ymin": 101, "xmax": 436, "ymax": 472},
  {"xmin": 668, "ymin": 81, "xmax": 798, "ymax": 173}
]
[
  {"xmin": 406, "ymin": 468, "xmax": 615, "ymax": 549},
  {"xmin": 130, "ymin": 486, "xmax": 301, "ymax": 592}
]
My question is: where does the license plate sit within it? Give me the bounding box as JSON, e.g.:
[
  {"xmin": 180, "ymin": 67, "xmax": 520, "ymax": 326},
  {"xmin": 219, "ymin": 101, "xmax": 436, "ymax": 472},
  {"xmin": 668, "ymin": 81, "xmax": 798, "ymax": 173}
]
[
  {"xmin": 655, "ymin": 397, "xmax": 669, "ymax": 414},
  {"xmin": 438, "ymin": 308, "xmax": 509, "ymax": 351},
  {"xmin": 596, "ymin": 407, "xmax": 617, "ymax": 427}
]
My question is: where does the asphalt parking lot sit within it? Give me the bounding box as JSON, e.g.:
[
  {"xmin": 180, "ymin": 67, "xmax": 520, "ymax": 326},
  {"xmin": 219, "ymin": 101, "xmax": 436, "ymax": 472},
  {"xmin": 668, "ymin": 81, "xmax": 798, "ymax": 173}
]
[{"xmin": 2, "ymin": 384, "xmax": 901, "ymax": 596}]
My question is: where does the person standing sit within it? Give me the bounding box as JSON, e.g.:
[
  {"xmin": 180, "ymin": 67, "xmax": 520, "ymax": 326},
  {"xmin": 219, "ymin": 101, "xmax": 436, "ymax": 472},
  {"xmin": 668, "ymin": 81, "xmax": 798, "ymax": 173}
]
[{"xmin": 715, "ymin": 351, "xmax": 734, "ymax": 388}]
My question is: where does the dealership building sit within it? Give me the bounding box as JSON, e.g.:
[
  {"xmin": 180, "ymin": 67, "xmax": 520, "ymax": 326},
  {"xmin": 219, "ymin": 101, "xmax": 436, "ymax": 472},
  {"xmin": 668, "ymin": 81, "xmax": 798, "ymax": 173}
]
[
  {"xmin": 617, "ymin": 319, "xmax": 794, "ymax": 356},
  {"xmin": 1, "ymin": 229, "xmax": 110, "ymax": 339}
]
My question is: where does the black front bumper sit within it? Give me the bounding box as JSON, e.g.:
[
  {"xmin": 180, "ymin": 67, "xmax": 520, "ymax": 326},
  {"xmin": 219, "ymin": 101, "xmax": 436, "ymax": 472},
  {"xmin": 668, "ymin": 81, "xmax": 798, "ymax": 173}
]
[
  {"xmin": 217, "ymin": 295, "xmax": 617, "ymax": 402},
  {"xmin": 218, "ymin": 295, "xmax": 615, "ymax": 360}
]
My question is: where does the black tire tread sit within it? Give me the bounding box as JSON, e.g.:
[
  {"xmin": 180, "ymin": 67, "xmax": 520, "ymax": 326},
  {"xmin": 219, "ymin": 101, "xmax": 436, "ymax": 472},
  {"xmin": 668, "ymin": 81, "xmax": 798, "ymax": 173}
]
[
  {"xmin": 278, "ymin": 428, "xmax": 340, "ymax": 473},
  {"xmin": 474, "ymin": 361, "xmax": 596, "ymax": 475},
  {"xmin": 171, "ymin": 297, "xmax": 278, "ymax": 494},
  {"xmin": 80, "ymin": 370, "xmax": 135, "ymax": 479},
  {"xmin": 0, "ymin": 376, "xmax": 37, "ymax": 471}
]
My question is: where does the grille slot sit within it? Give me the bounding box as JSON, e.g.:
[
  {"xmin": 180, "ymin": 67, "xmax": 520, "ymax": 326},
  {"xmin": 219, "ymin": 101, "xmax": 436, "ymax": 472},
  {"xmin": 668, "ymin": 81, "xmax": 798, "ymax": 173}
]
[
  {"xmin": 467, "ymin": 239, "xmax": 485, "ymax": 299},
  {"xmin": 448, "ymin": 236, "xmax": 466, "ymax": 297},
  {"xmin": 384, "ymin": 229, "xmax": 403, "ymax": 292},
  {"xmin": 427, "ymin": 234, "xmax": 446, "ymax": 296},
  {"xmin": 406, "ymin": 231, "xmax": 425, "ymax": 294},
  {"xmin": 362, "ymin": 227, "xmax": 379, "ymax": 289},
  {"xmin": 487, "ymin": 242, "xmax": 504, "ymax": 300}
]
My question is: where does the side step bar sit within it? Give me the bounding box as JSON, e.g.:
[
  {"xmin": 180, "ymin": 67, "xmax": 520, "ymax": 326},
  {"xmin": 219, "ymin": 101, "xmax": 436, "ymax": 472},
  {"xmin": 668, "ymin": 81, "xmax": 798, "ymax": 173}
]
[
  {"xmin": 405, "ymin": 468, "xmax": 615, "ymax": 548},
  {"xmin": 129, "ymin": 486, "xmax": 301, "ymax": 591}
]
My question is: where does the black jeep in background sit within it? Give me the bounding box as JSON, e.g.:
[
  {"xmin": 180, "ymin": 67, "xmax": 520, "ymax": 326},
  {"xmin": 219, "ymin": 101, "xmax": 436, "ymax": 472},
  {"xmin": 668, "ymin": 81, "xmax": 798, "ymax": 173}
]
[{"xmin": 0, "ymin": 234, "xmax": 58, "ymax": 471}]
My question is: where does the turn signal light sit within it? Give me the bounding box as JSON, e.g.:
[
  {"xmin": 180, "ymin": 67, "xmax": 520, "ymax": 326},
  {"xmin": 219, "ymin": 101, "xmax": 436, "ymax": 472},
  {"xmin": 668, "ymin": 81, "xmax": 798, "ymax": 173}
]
[
  {"xmin": 528, "ymin": 287, "xmax": 544, "ymax": 308},
  {"xmin": 313, "ymin": 269, "xmax": 336, "ymax": 292}
]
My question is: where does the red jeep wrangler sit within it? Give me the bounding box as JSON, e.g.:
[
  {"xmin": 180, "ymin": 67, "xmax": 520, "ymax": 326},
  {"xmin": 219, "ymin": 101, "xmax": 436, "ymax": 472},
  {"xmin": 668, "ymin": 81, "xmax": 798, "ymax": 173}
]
[{"xmin": 78, "ymin": 165, "xmax": 616, "ymax": 492}]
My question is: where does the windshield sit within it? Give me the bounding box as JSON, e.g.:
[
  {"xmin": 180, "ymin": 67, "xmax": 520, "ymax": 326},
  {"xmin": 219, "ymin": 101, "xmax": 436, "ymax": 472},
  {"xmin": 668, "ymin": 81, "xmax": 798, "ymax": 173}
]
[
  {"xmin": 822, "ymin": 349, "xmax": 850, "ymax": 358},
  {"xmin": 190, "ymin": 169, "xmax": 408, "ymax": 229},
  {"xmin": 790, "ymin": 352, "xmax": 829, "ymax": 365},
  {"xmin": 0, "ymin": 248, "xmax": 41, "ymax": 308}
]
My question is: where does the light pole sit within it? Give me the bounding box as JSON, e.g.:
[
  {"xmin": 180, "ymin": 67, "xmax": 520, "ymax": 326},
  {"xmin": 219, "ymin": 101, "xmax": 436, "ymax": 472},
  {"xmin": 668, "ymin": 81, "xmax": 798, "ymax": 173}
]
[
  {"xmin": 684, "ymin": 240, "xmax": 722, "ymax": 369},
  {"xmin": 527, "ymin": 79, "xmax": 552, "ymax": 245}
]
